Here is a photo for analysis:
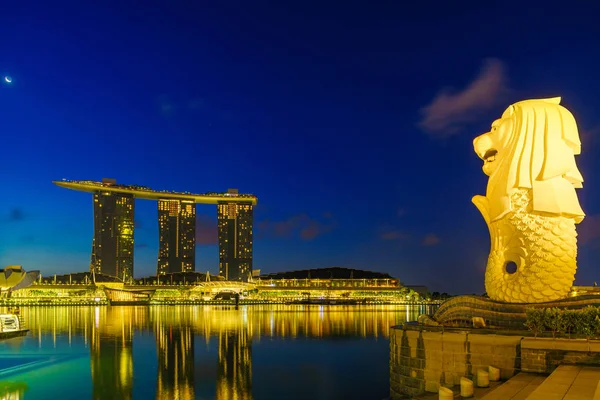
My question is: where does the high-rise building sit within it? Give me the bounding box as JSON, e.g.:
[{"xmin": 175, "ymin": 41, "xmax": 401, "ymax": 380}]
[
  {"xmin": 217, "ymin": 191, "xmax": 253, "ymax": 281},
  {"xmin": 91, "ymin": 190, "xmax": 135, "ymax": 281},
  {"xmin": 157, "ymin": 200, "xmax": 196, "ymax": 275}
]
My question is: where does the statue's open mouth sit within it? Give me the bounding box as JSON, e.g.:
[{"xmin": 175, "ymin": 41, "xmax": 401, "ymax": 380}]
[{"xmin": 483, "ymin": 149, "xmax": 498, "ymax": 163}]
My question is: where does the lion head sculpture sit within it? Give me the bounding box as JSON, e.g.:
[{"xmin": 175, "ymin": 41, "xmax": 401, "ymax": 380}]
[{"xmin": 473, "ymin": 97, "xmax": 585, "ymax": 223}]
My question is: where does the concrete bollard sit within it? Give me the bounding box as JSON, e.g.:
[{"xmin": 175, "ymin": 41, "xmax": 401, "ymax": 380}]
[
  {"xmin": 488, "ymin": 366, "xmax": 500, "ymax": 382},
  {"xmin": 460, "ymin": 377, "xmax": 474, "ymax": 398},
  {"xmin": 439, "ymin": 386, "xmax": 453, "ymax": 400},
  {"xmin": 477, "ymin": 369, "xmax": 490, "ymax": 388}
]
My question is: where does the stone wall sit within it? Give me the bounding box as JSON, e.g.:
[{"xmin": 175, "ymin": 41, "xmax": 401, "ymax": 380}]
[
  {"xmin": 521, "ymin": 338, "xmax": 600, "ymax": 373},
  {"xmin": 389, "ymin": 326, "xmax": 520, "ymax": 399},
  {"xmin": 391, "ymin": 326, "xmax": 600, "ymax": 399}
]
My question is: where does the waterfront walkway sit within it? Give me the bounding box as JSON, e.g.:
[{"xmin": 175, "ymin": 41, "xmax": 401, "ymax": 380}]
[
  {"xmin": 482, "ymin": 366, "xmax": 600, "ymax": 400},
  {"xmin": 412, "ymin": 366, "xmax": 600, "ymax": 399},
  {"xmin": 480, "ymin": 373, "xmax": 546, "ymax": 400}
]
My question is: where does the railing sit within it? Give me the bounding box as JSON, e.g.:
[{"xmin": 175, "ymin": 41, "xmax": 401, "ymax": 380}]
[{"xmin": 17, "ymin": 313, "xmax": 26, "ymax": 330}]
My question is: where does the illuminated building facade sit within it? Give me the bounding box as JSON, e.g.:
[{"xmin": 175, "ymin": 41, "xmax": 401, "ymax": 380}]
[
  {"xmin": 157, "ymin": 200, "xmax": 196, "ymax": 275},
  {"xmin": 217, "ymin": 191, "xmax": 254, "ymax": 282},
  {"xmin": 91, "ymin": 189, "xmax": 135, "ymax": 281}
]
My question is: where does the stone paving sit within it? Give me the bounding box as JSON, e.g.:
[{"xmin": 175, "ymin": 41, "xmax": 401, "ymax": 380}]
[
  {"xmin": 481, "ymin": 366, "xmax": 600, "ymax": 400},
  {"xmin": 525, "ymin": 365, "xmax": 600, "ymax": 400},
  {"xmin": 410, "ymin": 367, "xmax": 600, "ymax": 399},
  {"xmin": 480, "ymin": 373, "xmax": 546, "ymax": 400}
]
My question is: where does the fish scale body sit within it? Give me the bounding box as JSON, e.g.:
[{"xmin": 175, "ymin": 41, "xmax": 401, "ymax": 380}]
[{"xmin": 485, "ymin": 189, "xmax": 577, "ymax": 303}]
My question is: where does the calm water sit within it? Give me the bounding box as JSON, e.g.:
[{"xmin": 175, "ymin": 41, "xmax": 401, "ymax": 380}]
[{"xmin": 0, "ymin": 305, "xmax": 432, "ymax": 400}]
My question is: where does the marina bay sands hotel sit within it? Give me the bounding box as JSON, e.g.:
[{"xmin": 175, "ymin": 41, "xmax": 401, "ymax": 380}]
[{"xmin": 53, "ymin": 179, "xmax": 257, "ymax": 282}]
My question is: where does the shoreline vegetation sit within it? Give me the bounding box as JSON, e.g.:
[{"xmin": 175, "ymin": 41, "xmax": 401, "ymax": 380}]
[{"xmin": 524, "ymin": 306, "xmax": 600, "ymax": 339}]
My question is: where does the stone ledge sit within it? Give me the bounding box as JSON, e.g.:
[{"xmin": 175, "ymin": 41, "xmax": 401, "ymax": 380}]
[{"xmin": 522, "ymin": 338, "xmax": 590, "ymax": 351}]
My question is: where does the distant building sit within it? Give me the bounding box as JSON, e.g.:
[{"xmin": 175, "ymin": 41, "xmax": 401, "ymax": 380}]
[
  {"xmin": 157, "ymin": 199, "xmax": 196, "ymax": 275},
  {"xmin": 255, "ymin": 267, "xmax": 399, "ymax": 288},
  {"xmin": 91, "ymin": 190, "xmax": 135, "ymax": 281},
  {"xmin": 217, "ymin": 190, "xmax": 254, "ymax": 282}
]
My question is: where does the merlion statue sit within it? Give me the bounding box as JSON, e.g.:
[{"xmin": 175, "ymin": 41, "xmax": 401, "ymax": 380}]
[{"xmin": 472, "ymin": 97, "xmax": 585, "ymax": 303}]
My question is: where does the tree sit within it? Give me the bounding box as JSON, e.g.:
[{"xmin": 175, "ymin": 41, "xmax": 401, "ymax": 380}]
[
  {"xmin": 524, "ymin": 308, "xmax": 545, "ymax": 337},
  {"xmin": 545, "ymin": 308, "xmax": 566, "ymax": 338}
]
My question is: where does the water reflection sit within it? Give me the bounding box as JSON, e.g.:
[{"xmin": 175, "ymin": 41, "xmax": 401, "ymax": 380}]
[
  {"xmin": 90, "ymin": 308, "xmax": 135, "ymax": 400},
  {"xmin": 155, "ymin": 311, "xmax": 195, "ymax": 400},
  {"xmin": 0, "ymin": 305, "xmax": 433, "ymax": 399},
  {"xmin": 217, "ymin": 328, "xmax": 252, "ymax": 400}
]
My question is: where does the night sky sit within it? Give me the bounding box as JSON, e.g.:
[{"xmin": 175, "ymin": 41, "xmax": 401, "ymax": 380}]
[{"xmin": 1, "ymin": 1, "xmax": 599, "ymax": 294}]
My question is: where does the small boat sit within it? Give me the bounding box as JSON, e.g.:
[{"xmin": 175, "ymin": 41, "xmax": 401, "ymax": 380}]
[{"xmin": 0, "ymin": 311, "xmax": 28, "ymax": 340}]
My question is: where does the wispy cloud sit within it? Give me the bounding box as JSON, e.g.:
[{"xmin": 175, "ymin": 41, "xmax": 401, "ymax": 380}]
[
  {"xmin": 419, "ymin": 58, "xmax": 509, "ymax": 137},
  {"xmin": 187, "ymin": 98, "xmax": 206, "ymax": 111},
  {"xmin": 196, "ymin": 214, "xmax": 218, "ymax": 245},
  {"xmin": 422, "ymin": 233, "xmax": 441, "ymax": 246},
  {"xmin": 156, "ymin": 94, "xmax": 176, "ymax": 116},
  {"xmin": 379, "ymin": 230, "xmax": 409, "ymax": 241},
  {"xmin": 258, "ymin": 213, "xmax": 336, "ymax": 241},
  {"xmin": 580, "ymin": 125, "xmax": 600, "ymax": 149},
  {"xmin": 4, "ymin": 208, "xmax": 25, "ymax": 222}
]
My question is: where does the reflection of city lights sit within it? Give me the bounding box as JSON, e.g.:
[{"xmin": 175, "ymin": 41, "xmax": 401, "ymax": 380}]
[{"xmin": 7, "ymin": 303, "xmax": 441, "ymax": 400}]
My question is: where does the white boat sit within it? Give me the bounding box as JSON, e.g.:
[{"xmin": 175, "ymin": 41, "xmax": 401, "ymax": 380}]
[
  {"xmin": 0, "ymin": 312, "xmax": 28, "ymax": 339},
  {"xmin": 0, "ymin": 313, "xmax": 22, "ymax": 332}
]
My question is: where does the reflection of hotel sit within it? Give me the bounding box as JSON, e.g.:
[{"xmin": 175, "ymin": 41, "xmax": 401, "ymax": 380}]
[
  {"xmin": 216, "ymin": 328, "xmax": 253, "ymax": 400},
  {"xmin": 89, "ymin": 307, "xmax": 139, "ymax": 400},
  {"xmin": 13, "ymin": 304, "xmax": 427, "ymax": 399},
  {"xmin": 155, "ymin": 324, "xmax": 195, "ymax": 399}
]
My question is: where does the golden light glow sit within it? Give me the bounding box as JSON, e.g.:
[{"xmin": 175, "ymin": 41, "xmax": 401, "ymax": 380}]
[
  {"xmin": 472, "ymin": 97, "xmax": 585, "ymax": 303},
  {"xmin": 7, "ymin": 305, "xmax": 425, "ymax": 399}
]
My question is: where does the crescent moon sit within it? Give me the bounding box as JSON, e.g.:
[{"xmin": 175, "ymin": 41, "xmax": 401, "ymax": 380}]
[{"xmin": 4, "ymin": 76, "xmax": 12, "ymax": 83}]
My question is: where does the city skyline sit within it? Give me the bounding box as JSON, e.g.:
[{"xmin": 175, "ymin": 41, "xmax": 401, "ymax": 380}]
[
  {"xmin": 55, "ymin": 179, "xmax": 257, "ymax": 281},
  {"xmin": 2, "ymin": 2, "xmax": 600, "ymax": 294}
]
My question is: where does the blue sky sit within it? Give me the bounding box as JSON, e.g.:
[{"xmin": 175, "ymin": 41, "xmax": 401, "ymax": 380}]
[{"xmin": 1, "ymin": 1, "xmax": 599, "ymax": 294}]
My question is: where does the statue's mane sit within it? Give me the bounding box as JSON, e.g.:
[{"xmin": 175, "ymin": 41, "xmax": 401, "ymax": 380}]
[{"xmin": 487, "ymin": 97, "xmax": 585, "ymax": 222}]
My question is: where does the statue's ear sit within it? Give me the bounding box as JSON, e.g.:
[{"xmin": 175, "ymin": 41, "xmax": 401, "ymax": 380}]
[
  {"xmin": 501, "ymin": 104, "xmax": 515, "ymax": 118},
  {"xmin": 539, "ymin": 106, "xmax": 579, "ymax": 181}
]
